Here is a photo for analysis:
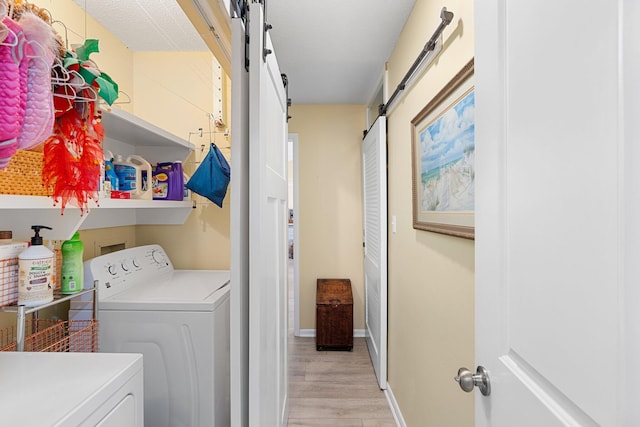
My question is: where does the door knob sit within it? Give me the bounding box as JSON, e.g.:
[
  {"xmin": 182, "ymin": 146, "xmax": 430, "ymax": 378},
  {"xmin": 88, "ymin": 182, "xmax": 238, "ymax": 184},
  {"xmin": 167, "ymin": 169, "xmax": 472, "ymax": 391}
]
[{"xmin": 454, "ymin": 366, "xmax": 491, "ymax": 396}]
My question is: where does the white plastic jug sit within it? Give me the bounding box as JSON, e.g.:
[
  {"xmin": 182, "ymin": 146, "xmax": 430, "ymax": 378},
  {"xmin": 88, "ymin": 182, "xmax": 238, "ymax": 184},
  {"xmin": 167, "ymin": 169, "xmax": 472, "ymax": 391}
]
[{"xmin": 113, "ymin": 154, "xmax": 153, "ymax": 200}]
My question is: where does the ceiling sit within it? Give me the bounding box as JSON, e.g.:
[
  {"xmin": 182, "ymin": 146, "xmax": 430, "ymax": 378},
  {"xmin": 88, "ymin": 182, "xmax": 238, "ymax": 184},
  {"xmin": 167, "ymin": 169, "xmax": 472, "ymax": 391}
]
[{"xmin": 73, "ymin": 0, "xmax": 417, "ymax": 104}]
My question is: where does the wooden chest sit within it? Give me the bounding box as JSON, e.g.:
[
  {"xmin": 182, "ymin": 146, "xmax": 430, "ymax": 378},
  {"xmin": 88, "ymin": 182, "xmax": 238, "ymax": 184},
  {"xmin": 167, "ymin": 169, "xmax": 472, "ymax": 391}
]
[{"xmin": 316, "ymin": 278, "xmax": 353, "ymax": 351}]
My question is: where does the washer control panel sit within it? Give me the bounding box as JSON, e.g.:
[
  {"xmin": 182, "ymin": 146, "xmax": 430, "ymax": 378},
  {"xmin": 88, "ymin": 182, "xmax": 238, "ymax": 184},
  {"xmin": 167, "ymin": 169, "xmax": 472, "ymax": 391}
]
[{"xmin": 84, "ymin": 245, "xmax": 174, "ymax": 300}]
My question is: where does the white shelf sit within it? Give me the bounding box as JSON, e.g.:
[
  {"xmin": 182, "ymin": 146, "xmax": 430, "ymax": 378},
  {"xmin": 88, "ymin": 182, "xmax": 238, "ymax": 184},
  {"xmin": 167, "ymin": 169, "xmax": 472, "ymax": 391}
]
[
  {"xmin": 80, "ymin": 198, "xmax": 194, "ymax": 230},
  {"xmin": 0, "ymin": 110, "xmax": 195, "ymax": 240},
  {"xmin": 101, "ymin": 108, "xmax": 195, "ymax": 164},
  {"xmin": 0, "ymin": 195, "xmax": 87, "ymax": 240},
  {"xmin": 0, "ymin": 196, "xmax": 194, "ymax": 240}
]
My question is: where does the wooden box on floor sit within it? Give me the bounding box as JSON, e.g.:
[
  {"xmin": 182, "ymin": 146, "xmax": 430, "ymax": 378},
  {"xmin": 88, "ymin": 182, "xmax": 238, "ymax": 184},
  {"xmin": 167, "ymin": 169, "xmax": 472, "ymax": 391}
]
[{"xmin": 316, "ymin": 278, "xmax": 353, "ymax": 351}]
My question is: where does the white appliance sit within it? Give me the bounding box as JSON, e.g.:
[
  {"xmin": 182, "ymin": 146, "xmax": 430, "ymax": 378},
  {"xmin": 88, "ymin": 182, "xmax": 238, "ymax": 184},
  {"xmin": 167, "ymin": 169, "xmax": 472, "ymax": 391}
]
[
  {"xmin": 84, "ymin": 244, "xmax": 230, "ymax": 427},
  {"xmin": 0, "ymin": 352, "xmax": 143, "ymax": 426}
]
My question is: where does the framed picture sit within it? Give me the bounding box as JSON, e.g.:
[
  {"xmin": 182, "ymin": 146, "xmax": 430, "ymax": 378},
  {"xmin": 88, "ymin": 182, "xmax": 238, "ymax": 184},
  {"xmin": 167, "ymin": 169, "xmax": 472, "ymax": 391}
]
[{"xmin": 411, "ymin": 59, "xmax": 475, "ymax": 239}]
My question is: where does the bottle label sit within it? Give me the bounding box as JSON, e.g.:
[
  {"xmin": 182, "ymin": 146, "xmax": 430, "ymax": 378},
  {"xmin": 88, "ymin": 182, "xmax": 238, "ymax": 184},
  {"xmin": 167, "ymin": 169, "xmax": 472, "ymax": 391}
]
[
  {"xmin": 18, "ymin": 256, "xmax": 54, "ymax": 304},
  {"xmin": 61, "ymin": 256, "xmax": 83, "ymax": 293},
  {"xmin": 115, "ymin": 164, "xmax": 138, "ymax": 191}
]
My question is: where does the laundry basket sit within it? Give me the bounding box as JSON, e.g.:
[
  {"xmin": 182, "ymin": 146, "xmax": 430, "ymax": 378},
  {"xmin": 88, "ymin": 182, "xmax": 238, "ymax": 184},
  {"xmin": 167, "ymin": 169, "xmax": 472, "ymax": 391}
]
[{"xmin": 0, "ymin": 150, "xmax": 49, "ymax": 196}]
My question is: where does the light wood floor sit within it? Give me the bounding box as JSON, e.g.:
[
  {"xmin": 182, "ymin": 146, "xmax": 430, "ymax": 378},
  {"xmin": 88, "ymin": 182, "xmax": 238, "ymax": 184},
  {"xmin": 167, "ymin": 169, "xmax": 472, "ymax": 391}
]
[
  {"xmin": 287, "ymin": 337, "xmax": 396, "ymax": 426},
  {"xmin": 286, "ymin": 262, "xmax": 396, "ymax": 426}
]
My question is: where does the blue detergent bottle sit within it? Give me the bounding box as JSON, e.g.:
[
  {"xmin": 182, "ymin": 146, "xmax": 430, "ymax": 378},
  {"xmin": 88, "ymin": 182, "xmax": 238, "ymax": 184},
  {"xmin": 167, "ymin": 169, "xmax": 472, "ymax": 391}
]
[{"xmin": 104, "ymin": 151, "xmax": 119, "ymax": 193}]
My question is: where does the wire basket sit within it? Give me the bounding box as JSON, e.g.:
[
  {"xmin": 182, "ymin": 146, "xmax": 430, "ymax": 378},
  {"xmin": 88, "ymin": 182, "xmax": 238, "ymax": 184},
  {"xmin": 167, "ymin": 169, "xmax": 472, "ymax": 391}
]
[
  {"xmin": 0, "ymin": 319, "xmax": 98, "ymax": 352},
  {"xmin": 0, "ymin": 149, "xmax": 50, "ymax": 196},
  {"xmin": 0, "ymin": 243, "xmax": 28, "ymax": 307},
  {"xmin": 0, "ymin": 256, "xmax": 19, "ymax": 307}
]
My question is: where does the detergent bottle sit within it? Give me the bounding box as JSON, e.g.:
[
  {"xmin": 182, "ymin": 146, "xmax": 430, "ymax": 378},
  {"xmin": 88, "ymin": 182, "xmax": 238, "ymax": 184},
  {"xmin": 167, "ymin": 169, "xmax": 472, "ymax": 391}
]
[
  {"xmin": 114, "ymin": 154, "xmax": 152, "ymax": 200},
  {"xmin": 60, "ymin": 232, "xmax": 84, "ymax": 294},
  {"xmin": 152, "ymin": 161, "xmax": 184, "ymax": 201}
]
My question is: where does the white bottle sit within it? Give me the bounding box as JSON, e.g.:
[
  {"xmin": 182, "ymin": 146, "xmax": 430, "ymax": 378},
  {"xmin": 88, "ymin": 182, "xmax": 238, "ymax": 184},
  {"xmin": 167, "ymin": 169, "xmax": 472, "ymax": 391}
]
[
  {"xmin": 18, "ymin": 225, "xmax": 55, "ymax": 307},
  {"xmin": 113, "ymin": 154, "xmax": 153, "ymax": 200}
]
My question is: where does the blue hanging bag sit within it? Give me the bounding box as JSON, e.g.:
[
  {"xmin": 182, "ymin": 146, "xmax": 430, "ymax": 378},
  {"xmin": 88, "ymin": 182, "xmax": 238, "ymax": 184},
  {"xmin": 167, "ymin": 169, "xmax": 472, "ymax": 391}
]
[{"xmin": 186, "ymin": 143, "xmax": 230, "ymax": 207}]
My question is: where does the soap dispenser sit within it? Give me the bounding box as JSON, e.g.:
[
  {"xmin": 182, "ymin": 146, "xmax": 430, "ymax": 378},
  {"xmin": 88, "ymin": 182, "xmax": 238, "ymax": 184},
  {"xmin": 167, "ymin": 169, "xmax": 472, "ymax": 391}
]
[{"xmin": 18, "ymin": 225, "xmax": 55, "ymax": 306}]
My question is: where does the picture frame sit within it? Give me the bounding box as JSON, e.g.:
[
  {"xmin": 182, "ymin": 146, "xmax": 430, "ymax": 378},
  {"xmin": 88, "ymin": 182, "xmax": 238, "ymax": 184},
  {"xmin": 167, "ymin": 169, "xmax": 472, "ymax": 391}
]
[{"xmin": 411, "ymin": 58, "xmax": 475, "ymax": 239}]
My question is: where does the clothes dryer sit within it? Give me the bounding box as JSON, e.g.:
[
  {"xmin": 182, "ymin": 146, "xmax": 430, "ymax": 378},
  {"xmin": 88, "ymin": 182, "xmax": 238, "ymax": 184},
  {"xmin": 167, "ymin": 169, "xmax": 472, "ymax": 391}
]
[
  {"xmin": 0, "ymin": 352, "xmax": 143, "ymax": 427},
  {"xmin": 84, "ymin": 245, "xmax": 230, "ymax": 427}
]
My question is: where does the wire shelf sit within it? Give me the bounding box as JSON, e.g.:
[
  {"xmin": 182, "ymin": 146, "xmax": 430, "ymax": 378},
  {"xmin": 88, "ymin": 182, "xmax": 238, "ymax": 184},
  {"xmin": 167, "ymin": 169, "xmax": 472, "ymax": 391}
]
[{"xmin": 0, "ymin": 319, "xmax": 97, "ymax": 352}]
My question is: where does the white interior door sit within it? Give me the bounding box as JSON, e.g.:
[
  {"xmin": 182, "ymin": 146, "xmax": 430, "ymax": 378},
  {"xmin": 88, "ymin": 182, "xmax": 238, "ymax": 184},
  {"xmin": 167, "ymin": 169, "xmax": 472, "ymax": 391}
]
[
  {"xmin": 248, "ymin": 4, "xmax": 289, "ymax": 426},
  {"xmin": 230, "ymin": 15, "xmax": 250, "ymax": 427},
  {"xmin": 474, "ymin": 1, "xmax": 640, "ymax": 425},
  {"xmin": 362, "ymin": 117, "xmax": 387, "ymax": 390}
]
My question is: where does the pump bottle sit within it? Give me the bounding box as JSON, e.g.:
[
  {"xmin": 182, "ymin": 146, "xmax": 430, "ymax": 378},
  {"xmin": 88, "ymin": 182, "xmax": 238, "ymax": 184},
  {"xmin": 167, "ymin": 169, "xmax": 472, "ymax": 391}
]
[{"xmin": 18, "ymin": 225, "xmax": 54, "ymax": 306}]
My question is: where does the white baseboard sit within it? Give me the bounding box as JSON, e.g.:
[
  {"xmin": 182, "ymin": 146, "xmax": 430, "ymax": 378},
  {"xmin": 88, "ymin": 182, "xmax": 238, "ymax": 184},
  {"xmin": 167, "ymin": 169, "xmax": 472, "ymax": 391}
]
[
  {"xmin": 297, "ymin": 329, "xmax": 366, "ymax": 338},
  {"xmin": 385, "ymin": 384, "xmax": 407, "ymax": 427}
]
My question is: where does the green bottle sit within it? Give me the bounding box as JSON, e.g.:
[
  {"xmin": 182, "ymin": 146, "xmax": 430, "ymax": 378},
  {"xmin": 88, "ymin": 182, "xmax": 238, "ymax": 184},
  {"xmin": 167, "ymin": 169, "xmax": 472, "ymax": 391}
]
[{"xmin": 61, "ymin": 232, "xmax": 84, "ymax": 294}]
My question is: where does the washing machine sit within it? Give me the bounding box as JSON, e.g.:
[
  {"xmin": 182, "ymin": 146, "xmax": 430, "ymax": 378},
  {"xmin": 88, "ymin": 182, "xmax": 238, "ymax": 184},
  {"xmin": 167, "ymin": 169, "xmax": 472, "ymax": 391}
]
[{"xmin": 83, "ymin": 244, "xmax": 230, "ymax": 427}]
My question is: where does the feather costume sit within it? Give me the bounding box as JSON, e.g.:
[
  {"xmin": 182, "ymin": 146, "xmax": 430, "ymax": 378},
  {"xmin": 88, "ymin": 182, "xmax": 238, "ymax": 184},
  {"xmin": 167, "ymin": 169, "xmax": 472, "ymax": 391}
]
[
  {"xmin": 42, "ymin": 102, "xmax": 104, "ymax": 214},
  {"xmin": 42, "ymin": 39, "xmax": 118, "ymax": 214},
  {"xmin": 17, "ymin": 11, "xmax": 57, "ymax": 150}
]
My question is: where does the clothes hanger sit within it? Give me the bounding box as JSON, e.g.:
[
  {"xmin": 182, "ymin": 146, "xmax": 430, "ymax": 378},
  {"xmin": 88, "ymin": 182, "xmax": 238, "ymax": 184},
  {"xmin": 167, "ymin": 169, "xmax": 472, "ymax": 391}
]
[
  {"xmin": 25, "ymin": 39, "xmax": 52, "ymax": 66},
  {"xmin": 53, "ymin": 83, "xmax": 77, "ymax": 101},
  {"xmin": 50, "ymin": 19, "xmax": 68, "ymax": 50},
  {"xmin": 111, "ymin": 90, "xmax": 131, "ymax": 105},
  {"xmin": 0, "ymin": 0, "xmax": 18, "ymax": 48},
  {"xmin": 66, "ymin": 69, "xmax": 89, "ymax": 88},
  {"xmin": 51, "ymin": 57, "xmax": 71, "ymax": 84},
  {"xmin": 73, "ymin": 85, "xmax": 98, "ymax": 102}
]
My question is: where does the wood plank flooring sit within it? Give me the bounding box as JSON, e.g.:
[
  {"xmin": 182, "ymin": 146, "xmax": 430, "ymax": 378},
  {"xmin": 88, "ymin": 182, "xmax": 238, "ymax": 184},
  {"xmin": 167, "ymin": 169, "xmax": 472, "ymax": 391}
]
[
  {"xmin": 287, "ymin": 337, "xmax": 395, "ymax": 426},
  {"xmin": 286, "ymin": 260, "xmax": 395, "ymax": 425}
]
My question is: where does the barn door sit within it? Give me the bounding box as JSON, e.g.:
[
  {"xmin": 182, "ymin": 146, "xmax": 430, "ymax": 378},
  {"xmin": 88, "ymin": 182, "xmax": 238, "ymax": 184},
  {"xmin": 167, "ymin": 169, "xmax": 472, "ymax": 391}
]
[
  {"xmin": 248, "ymin": 4, "xmax": 289, "ymax": 426},
  {"xmin": 230, "ymin": 14, "xmax": 250, "ymax": 427}
]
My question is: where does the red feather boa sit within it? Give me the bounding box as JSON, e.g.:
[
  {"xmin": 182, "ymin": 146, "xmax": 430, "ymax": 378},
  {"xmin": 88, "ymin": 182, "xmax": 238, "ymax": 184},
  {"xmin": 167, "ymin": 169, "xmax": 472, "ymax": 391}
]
[{"xmin": 42, "ymin": 100, "xmax": 104, "ymax": 214}]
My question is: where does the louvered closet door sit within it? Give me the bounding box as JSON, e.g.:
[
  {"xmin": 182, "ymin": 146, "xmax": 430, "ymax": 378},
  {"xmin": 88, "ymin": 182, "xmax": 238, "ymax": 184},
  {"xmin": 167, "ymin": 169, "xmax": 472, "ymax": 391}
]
[{"xmin": 362, "ymin": 116, "xmax": 387, "ymax": 390}]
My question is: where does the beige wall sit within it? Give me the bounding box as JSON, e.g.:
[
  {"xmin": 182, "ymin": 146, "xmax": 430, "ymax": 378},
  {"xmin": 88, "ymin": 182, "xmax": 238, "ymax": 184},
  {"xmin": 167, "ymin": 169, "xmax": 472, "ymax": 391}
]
[
  {"xmin": 288, "ymin": 105, "xmax": 366, "ymax": 331},
  {"xmin": 132, "ymin": 52, "xmax": 231, "ymax": 270},
  {"xmin": 132, "ymin": 52, "xmax": 215, "ymax": 142},
  {"xmin": 385, "ymin": 0, "xmax": 475, "ymax": 425}
]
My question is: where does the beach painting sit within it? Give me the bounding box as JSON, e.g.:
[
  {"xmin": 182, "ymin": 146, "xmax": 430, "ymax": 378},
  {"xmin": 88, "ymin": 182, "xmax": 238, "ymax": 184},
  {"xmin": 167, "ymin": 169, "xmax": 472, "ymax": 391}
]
[
  {"xmin": 418, "ymin": 89, "xmax": 475, "ymax": 212},
  {"xmin": 411, "ymin": 59, "xmax": 474, "ymax": 239}
]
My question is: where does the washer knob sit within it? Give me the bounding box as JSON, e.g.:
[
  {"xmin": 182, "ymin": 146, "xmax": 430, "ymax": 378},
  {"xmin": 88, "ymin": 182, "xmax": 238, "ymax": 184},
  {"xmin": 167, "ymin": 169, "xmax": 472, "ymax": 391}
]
[
  {"xmin": 107, "ymin": 264, "xmax": 117, "ymax": 275},
  {"xmin": 151, "ymin": 249, "xmax": 167, "ymax": 265}
]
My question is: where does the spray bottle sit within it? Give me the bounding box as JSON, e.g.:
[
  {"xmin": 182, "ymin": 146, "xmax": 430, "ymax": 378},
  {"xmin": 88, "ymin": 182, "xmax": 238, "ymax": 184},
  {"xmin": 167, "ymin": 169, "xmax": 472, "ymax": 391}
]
[
  {"xmin": 104, "ymin": 150, "xmax": 119, "ymax": 197},
  {"xmin": 18, "ymin": 225, "xmax": 54, "ymax": 306}
]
